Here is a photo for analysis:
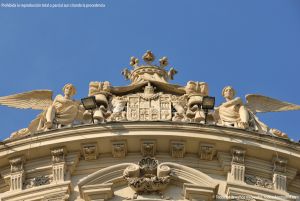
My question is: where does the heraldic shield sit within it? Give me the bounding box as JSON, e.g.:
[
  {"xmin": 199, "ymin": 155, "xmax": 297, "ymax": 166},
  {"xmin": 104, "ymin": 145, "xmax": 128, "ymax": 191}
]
[{"xmin": 127, "ymin": 94, "xmax": 172, "ymax": 121}]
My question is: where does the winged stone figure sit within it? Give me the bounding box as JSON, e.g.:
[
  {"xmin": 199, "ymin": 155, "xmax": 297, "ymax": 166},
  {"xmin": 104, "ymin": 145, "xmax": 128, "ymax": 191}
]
[
  {"xmin": 0, "ymin": 83, "xmax": 84, "ymax": 139},
  {"xmin": 214, "ymin": 86, "xmax": 300, "ymax": 138}
]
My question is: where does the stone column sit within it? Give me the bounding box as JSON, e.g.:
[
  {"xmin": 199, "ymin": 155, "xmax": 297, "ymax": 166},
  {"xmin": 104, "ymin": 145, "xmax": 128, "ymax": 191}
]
[
  {"xmin": 9, "ymin": 156, "xmax": 25, "ymax": 191},
  {"xmin": 51, "ymin": 147, "xmax": 66, "ymax": 183},
  {"xmin": 272, "ymin": 157, "xmax": 287, "ymax": 191},
  {"xmin": 228, "ymin": 147, "xmax": 246, "ymax": 183}
]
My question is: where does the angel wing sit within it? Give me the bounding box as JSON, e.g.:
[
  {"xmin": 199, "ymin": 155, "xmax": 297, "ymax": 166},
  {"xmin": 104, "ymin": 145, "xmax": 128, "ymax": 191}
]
[
  {"xmin": 245, "ymin": 94, "xmax": 300, "ymax": 114},
  {"xmin": 0, "ymin": 90, "xmax": 53, "ymax": 110}
]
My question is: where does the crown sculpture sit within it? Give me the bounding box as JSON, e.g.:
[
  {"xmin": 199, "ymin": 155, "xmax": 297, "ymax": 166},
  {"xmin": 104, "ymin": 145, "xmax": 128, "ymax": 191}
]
[{"xmin": 1, "ymin": 50, "xmax": 300, "ymax": 140}]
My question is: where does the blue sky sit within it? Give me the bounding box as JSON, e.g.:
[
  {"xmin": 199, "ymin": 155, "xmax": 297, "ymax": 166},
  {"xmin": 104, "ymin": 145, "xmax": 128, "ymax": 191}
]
[{"xmin": 0, "ymin": 0, "xmax": 299, "ymax": 141}]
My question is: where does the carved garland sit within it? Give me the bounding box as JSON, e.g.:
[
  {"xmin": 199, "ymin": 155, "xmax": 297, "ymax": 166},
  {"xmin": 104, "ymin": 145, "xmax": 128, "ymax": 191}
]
[{"xmin": 123, "ymin": 158, "xmax": 171, "ymax": 193}]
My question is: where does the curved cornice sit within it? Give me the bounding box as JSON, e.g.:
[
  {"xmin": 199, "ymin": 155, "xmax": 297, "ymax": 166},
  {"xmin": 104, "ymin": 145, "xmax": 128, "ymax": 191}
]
[{"xmin": 0, "ymin": 122, "xmax": 299, "ymax": 168}]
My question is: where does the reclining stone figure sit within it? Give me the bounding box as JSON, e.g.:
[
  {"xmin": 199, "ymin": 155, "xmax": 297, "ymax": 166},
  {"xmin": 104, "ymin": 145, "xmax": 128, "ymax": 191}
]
[
  {"xmin": 214, "ymin": 86, "xmax": 300, "ymax": 138},
  {"xmin": 0, "ymin": 83, "xmax": 84, "ymax": 138}
]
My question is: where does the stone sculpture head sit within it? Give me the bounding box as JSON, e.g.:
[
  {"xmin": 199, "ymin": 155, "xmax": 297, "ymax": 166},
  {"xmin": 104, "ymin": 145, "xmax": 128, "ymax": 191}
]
[
  {"xmin": 185, "ymin": 81, "xmax": 197, "ymax": 94},
  {"xmin": 222, "ymin": 86, "xmax": 235, "ymax": 100},
  {"xmin": 185, "ymin": 81, "xmax": 209, "ymax": 96},
  {"xmin": 63, "ymin": 83, "xmax": 76, "ymax": 97},
  {"xmin": 102, "ymin": 81, "xmax": 111, "ymax": 92},
  {"xmin": 199, "ymin": 82, "xmax": 209, "ymax": 96}
]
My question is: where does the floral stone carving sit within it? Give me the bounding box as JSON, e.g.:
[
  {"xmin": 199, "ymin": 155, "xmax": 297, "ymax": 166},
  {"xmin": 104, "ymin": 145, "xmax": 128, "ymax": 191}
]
[
  {"xmin": 24, "ymin": 175, "xmax": 51, "ymax": 189},
  {"xmin": 245, "ymin": 175, "xmax": 273, "ymax": 189},
  {"xmin": 123, "ymin": 157, "xmax": 171, "ymax": 193}
]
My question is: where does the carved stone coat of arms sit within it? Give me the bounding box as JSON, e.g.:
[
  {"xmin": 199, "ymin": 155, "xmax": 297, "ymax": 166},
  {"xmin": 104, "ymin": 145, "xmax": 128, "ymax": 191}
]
[{"xmin": 127, "ymin": 93, "xmax": 172, "ymax": 121}]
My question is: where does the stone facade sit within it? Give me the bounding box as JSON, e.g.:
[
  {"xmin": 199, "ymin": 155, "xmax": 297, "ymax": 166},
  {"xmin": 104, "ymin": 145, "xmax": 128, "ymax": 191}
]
[{"xmin": 0, "ymin": 123, "xmax": 299, "ymax": 201}]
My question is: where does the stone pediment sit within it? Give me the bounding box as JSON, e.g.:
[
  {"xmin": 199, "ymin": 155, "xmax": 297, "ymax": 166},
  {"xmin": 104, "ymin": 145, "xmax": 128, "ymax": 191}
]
[{"xmin": 78, "ymin": 159, "xmax": 219, "ymax": 201}]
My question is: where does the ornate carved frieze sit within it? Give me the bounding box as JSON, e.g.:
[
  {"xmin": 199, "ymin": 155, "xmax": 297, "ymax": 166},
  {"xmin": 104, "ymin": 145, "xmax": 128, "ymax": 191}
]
[
  {"xmin": 199, "ymin": 143, "xmax": 216, "ymax": 160},
  {"xmin": 141, "ymin": 140, "xmax": 156, "ymax": 157},
  {"xmin": 82, "ymin": 143, "xmax": 98, "ymax": 160},
  {"xmin": 24, "ymin": 175, "xmax": 51, "ymax": 189},
  {"xmin": 112, "ymin": 141, "xmax": 127, "ymax": 158},
  {"xmin": 231, "ymin": 147, "xmax": 246, "ymax": 164},
  {"xmin": 34, "ymin": 175, "xmax": 51, "ymax": 186},
  {"xmin": 123, "ymin": 157, "xmax": 171, "ymax": 193},
  {"xmin": 170, "ymin": 141, "xmax": 185, "ymax": 158},
  {"xmin": 245, "ymin": 175, "xmax": 273, "ymax": 189},
  {"xmin": 51, "ymin": 147, "xmax": 66, "ymax": 163}
]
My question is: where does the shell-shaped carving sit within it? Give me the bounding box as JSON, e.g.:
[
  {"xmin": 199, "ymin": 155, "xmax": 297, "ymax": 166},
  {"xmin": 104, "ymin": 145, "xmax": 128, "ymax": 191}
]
[{"xmin": 138, "ymin": 157, "xmax": 158, "ymax": 176}]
